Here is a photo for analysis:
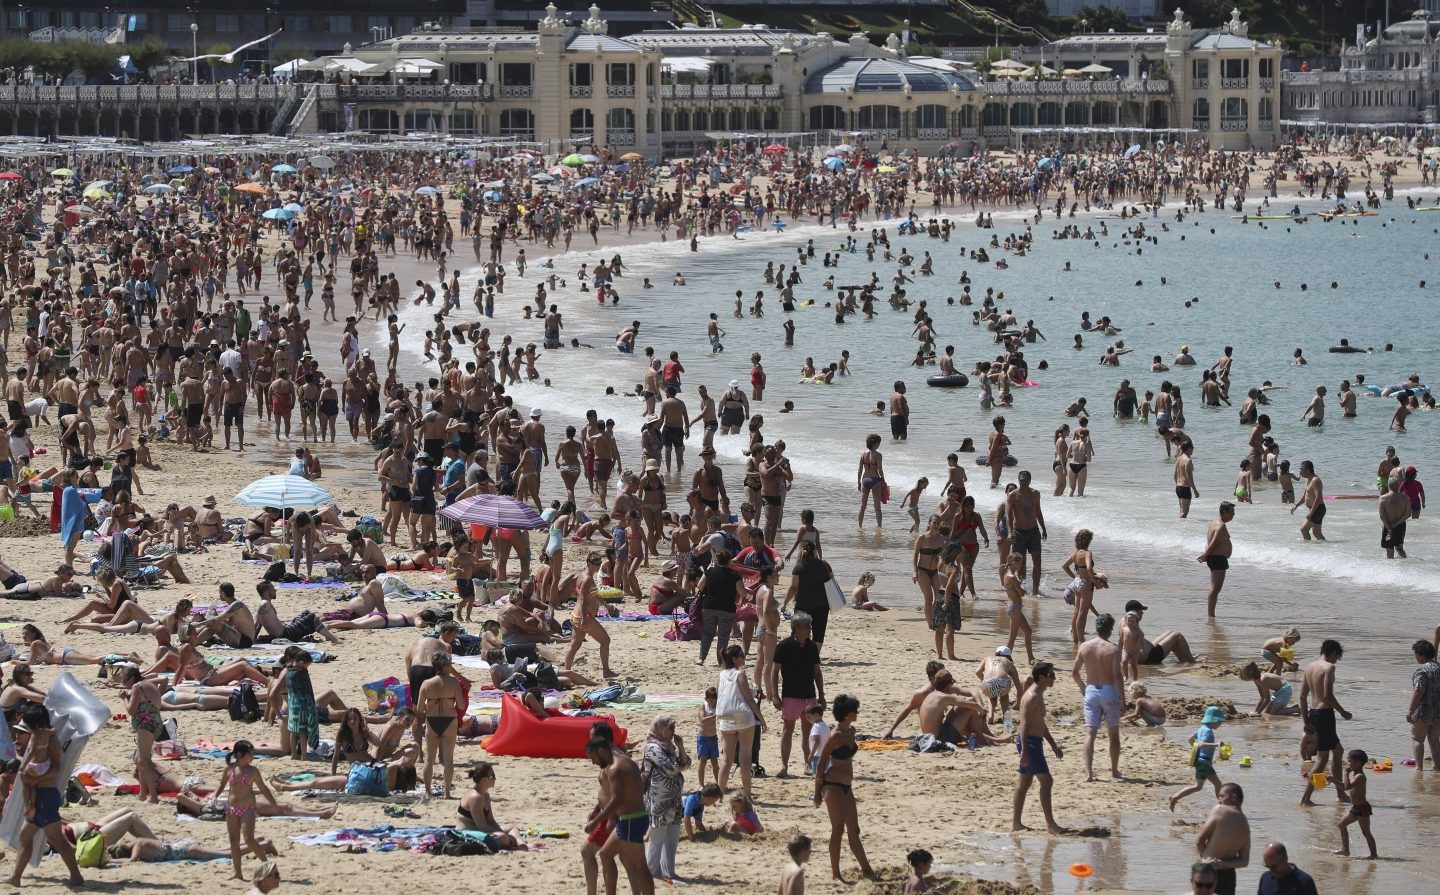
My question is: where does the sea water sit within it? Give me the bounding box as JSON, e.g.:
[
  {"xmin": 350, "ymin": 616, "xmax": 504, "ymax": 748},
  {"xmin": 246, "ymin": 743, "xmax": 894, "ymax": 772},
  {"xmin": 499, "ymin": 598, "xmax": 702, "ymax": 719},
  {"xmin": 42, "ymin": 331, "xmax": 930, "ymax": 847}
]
[{"xmin": 390, "ymin": 203, "xmax": 1440, "ymax": 892}]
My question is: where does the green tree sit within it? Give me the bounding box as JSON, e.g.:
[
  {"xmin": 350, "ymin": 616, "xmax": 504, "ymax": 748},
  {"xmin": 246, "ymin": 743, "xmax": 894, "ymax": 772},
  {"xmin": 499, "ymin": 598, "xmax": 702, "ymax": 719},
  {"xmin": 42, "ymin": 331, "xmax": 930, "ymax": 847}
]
[
  {"xmin": 204, "ymin": 43, "xmax": 232, "ymax": 83},
  {"xmin": 0, "ymin": 38, "xmax": 43, "ymax": 73},
  {"xmin": 126, "ymin": 37, "xmax": 168, "ymax": 73},
  {"xmin": 1071, "ymin": 5, "xmax": 1134, "ymax": 34},
  {"xmin": 75, "ymin": 42, "xmax": 120, "ymax": 81}
]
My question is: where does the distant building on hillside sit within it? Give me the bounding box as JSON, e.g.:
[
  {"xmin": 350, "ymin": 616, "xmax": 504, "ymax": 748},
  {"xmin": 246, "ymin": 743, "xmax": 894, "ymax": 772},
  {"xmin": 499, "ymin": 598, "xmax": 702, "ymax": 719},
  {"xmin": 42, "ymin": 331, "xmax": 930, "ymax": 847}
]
[
  {"xmin": 1282, "ymin": 9, "xmax": 1440, "ymax": 124},
  {"xmin": 1045, "ymin": 0, "xmax": 1161, "ymax": 19}
]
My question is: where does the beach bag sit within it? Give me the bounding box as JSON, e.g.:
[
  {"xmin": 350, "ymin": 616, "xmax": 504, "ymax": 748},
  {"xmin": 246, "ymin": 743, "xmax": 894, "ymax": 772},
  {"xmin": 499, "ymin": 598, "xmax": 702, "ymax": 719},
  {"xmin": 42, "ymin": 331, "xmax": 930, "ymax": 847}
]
[
  {"xmin": 345, "ymin": 761, "xmax": 389, "ymax": 797},
  {"xmin": 586, "ymin": 684, "xmax": 623, "ymax": 706},
  {"xmin": 824, "ymin": 572, "xmax": 846, "ymax": 612},
  {"xmin": 227, "ymin": 681, "xmax": 261, "ymax": 723},
  {"xmin": 664, "ymin": 594, "xmax": 703, "ymax": 642},
  {"xmin": 534, "ymin": 661, "xmax": 563, "ymax": 692},
  {"xmin": 263, "ymin": 561, "xmax": 287, "ymax": 582},
  {"xmin": 75, "ymin": 828, "xmax": 107, "ymax": 868}
]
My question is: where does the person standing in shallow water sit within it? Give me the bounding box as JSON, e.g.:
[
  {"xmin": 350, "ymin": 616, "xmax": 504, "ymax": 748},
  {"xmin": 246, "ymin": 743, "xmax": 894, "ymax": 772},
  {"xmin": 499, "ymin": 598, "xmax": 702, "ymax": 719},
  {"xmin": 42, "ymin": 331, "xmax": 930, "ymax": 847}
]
[
  {"xmin": 1198, "ymin": 502, "xmax": 1235, "ymax": 617},
  {"xmin": 1292, "ymin": 460, "xmax": 1326, "ymax": 540},
  {"xmin": 856, "ymin": 434, "xmax": 885, "ymax": 527}
]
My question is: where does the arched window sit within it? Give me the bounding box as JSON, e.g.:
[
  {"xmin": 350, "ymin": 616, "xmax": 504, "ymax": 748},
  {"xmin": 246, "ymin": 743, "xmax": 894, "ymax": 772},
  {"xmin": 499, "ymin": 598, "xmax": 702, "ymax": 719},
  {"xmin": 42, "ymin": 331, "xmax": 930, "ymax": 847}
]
[
  {"xmin": 607, "ymin": 108, "xmax": 635, "ymax": 132},
  {"xmin": 914, "ymin": 104, "xmax": 947, "ymax": 130},
  {"xmin": 499, "ymin": 108, "xmax": 534, "ymax": 137},
  {"xmin": 856, "ymin": 105, "xmax": 900, "ymax": 130},
  {"xmin": 570, "ymin": 108, "xmax": 594, "ymax": 133},
  {"xmin": 809, "ymin": 105, "xmax": 845, "ymax": 130}
]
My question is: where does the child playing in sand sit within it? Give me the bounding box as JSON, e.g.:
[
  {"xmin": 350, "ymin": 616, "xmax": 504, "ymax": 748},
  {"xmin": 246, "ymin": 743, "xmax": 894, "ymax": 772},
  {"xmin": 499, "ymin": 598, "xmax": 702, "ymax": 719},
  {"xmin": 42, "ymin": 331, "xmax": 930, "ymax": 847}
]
[
  {"xmin": 1336, "ymin": 749, "xmax": 1378, "ymax": 858},
  {"xmin": 900, "ymin": 478, "xmax": 929, "ymax": 533},
  {"xmin": 1233, "ymin": 460, "xmax": 1254, "ymax": 504},
  {"xmin": 1239, "ymin": 662, "xmax": 1300, "ymax": 716},
  {"xmin": 904, "ymin": 848, "xmax": 934, "ymax": 894},
  {"xmin": 1170, "ymin": 706, "xmax": 1226, "ymax": 812},
  {"xmin": 683, "ymin": 783, "xmax": 723, "ymax": 838},
  {"xmin": 1121, "ymin": 682, "xmax": 1167, "ymax": 727},
  {"xmin": 778, "ymin": 833, "xmax": 811, "ymax": 895},
  {"xmin": 724, "ymin": 792, "xmax": 763, "ymax": 835},
  {"xmin": 1260, "ymin": 627, "xmax": 1301, "ymax": 673},
  {"xmin": 849, "ymin": 572, "xmax": 888, "ymax": 611},
  {"xmin": 696, "ymin": 687, "xmax": 719, "ymax": 786}
]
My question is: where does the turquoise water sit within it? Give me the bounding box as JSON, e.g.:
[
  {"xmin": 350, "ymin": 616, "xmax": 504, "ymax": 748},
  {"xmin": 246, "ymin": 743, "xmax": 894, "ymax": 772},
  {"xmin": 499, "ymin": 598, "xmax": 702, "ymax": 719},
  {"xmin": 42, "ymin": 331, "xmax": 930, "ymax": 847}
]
[{"xmin": 390, "ymin": 199, "xmax": 1440, "ymax": 893}]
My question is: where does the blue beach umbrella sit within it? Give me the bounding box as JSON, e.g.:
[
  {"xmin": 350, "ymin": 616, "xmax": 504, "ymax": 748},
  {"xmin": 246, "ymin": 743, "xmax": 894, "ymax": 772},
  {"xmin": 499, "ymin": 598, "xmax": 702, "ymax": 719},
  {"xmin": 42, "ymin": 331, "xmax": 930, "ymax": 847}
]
[
  {"xmin": 283, "ymin": 202, "xmax": 305, "ymax": 213},
  {"xmin": 822, "ymin": 156, "xmax": 845, "ymax": 171},
  {"xmin": 272, "ymin": 163, "xmax": 298, "ymax": 174},
  {"xmin": 168, "ymin": 164, "xmax": 194, "ymax": 175},
  {"xmin": 415, "ymin": 186, "xmax": 440, "ymax": 195},
  {"xmin": 261, "ymin": 208, "xmax": 294, "ymax": 220}
]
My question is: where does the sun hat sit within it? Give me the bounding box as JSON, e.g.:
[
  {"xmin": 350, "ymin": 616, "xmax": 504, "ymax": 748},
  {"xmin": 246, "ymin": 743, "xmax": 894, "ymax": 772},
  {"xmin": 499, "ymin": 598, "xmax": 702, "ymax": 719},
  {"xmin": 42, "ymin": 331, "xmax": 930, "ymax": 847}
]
[
  {"xmin": 995, "ymin": 645, "xmax": 1012, "ymax": 657},
  {"xmin": 1201, "ymin": 706, "xmax": 1228, "ymax": 725}
]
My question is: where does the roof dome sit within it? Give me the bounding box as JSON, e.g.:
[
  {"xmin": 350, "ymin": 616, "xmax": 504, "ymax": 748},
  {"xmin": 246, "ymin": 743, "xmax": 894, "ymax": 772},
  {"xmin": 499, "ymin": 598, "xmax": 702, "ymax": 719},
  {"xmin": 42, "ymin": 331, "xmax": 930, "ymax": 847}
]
[
  {"xmin": 805, "ymin": 58, "xmax": 975, "ymax": 94},
  {"xmin": 1382, "ymin": 12, "xmax": 1440, "ymax": 41}
]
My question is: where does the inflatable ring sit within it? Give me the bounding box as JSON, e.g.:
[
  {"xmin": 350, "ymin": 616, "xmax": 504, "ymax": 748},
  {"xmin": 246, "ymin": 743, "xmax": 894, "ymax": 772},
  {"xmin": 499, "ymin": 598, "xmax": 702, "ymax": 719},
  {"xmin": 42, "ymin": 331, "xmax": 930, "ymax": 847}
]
[
  {"xmin": 975, "ymin": 455, "xmax": 1019, "ymax": 467},
  {"xmin": 597, "ymin": 586, "xmax": 624, "ymax": 601},
  {"xmin": 1069, "ymin": 864, "xmax": 1093, "ymax": 878},
  {"xmin": 925, "ymin": 374, "xmax": 969, "ymax": 388}
]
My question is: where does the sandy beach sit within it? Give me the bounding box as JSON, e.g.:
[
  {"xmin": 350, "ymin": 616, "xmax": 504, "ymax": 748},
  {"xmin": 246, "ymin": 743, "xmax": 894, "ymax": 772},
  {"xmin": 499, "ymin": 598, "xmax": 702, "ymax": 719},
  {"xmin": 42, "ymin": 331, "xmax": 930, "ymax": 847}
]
[{"xmin": 1, "ymin": 139, "xmax": 1437, "ymax": 895}]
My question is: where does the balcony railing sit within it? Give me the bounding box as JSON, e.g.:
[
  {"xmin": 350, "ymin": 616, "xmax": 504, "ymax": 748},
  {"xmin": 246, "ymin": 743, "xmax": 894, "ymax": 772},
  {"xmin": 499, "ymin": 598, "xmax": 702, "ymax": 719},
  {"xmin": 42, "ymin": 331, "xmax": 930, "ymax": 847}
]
[
  {"xmin": 608, "ymin": 129, "xmax": 636, "ymax": 146},
  {"xmin": 1220, "ymin": 117, "xmax": 1248, "ymax": 131},
  {"xmin": 1260, "ymin": 78, "xmax": 1274, "ymax": 91},
  {"xmin": 1192, "ymin": 78, "xmax": 1210, "ymax": 89},
  {"xmin": 1221, "ymin": 77, "xmax": 1249, "ymax": 89},
  {"xmin": 569, "ymin": 85, "xmax": 592, "ymax": 98},
  {"xmin": 607, "ymin": 84, "xmax": 635, "ymax": 98},
  {"xmin": 659, "ymin": 84, "xmax": 784, "ymax": 100},
  {"xmin": 0, "ymin": 83, "xmax": 289, "ymax": 103},
  {"xmin": 332, "ymin": 84, "xmax": 491, "ymax": 101},
  {"xmin": 498, "ymin": 85, "xmax": 533, "ymax": 99},
  {"xmin": 1192, "ymin": 117, "xmax": 1210, "ymax": 130},
  {"xmin": 916, "ymin": 127, "xmax": 949, "ymax": 140},
  {"xmin": 981, "ymin": 79, "xmax": 1166, "ymax": 97}
]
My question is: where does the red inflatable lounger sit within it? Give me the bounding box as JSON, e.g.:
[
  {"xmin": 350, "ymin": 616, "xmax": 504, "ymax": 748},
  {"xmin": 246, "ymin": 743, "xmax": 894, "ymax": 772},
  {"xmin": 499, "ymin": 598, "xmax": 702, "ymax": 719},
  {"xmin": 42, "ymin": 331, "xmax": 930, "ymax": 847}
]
[{"xmin": 482, "ymin": 693, "xmax": 628, "ymax": 758}]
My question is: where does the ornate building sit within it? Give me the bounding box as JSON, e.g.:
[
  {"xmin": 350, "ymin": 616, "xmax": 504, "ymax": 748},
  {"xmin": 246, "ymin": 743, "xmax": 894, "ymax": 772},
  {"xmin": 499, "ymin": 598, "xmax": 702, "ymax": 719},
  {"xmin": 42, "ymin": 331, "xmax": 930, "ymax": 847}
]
[{"xmin": 1282, "ymin": 10, "xmax": 1440, "ymax": 124}]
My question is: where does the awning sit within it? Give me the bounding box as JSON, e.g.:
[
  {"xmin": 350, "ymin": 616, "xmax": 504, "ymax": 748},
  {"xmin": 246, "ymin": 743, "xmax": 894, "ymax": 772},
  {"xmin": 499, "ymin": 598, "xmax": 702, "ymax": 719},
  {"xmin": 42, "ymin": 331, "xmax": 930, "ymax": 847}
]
[
  {"xmin": 302, "ymin": 56, "xmax": 381, "ymax": 74},
  {"xmin": 661, "ymin": 56, "xmax": 715, "ymax": 76},
  {"xmin": 272, "ymin": 58, "xmax": 310, "ymax": 76},
  {"xmin": 375, "ymin": 57, "xmax": 445, "ymax": 76}
]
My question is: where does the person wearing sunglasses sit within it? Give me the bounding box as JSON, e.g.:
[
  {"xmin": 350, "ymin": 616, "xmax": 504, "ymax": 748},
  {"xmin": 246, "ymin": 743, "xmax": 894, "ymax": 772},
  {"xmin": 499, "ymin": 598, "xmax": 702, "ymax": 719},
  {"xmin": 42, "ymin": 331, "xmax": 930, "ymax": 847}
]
[{"xmin": 1187, "ymin": 862, "xmax": 1219, "ymax": 894}]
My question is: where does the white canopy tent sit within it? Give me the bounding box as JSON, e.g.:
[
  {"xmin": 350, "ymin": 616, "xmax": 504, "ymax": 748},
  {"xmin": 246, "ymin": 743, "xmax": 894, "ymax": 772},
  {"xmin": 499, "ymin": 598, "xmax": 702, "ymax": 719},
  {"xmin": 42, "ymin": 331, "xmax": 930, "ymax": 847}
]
[{"xmin": 272, "ymin": 58, "xmax": 309, "ymax": 77}]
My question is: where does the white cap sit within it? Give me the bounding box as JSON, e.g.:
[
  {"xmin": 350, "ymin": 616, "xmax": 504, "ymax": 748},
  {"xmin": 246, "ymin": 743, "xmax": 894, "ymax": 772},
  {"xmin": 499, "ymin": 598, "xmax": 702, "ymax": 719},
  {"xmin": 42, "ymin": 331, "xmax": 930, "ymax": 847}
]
[
  {"xmin": 362, "ymin": 348, "xmax": 371, "ymax": 356},
  {"xmin": 995, "ymin": 646, "xmax": 1012, "ymax": 657},
  {"xmin": 729, "ymin": 379, "xmax": 741, "ymax": 388}
]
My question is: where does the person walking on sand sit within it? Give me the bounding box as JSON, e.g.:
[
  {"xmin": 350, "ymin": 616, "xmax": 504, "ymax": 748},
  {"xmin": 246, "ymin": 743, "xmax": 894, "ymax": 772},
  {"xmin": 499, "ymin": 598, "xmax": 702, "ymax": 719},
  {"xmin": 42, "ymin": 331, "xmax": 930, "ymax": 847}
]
[
  {"xmin": 584, "ymin": 733, "xmax": 655, "ymax": 895},
  {"xmin": 1195, "ymin": 782, "xmax": 1250, "ymax": 895},
  {"xmin": 1006, "ymin": 470, "xmax": 1046, "ymax": 596},
  {"xmin": 1300, "ymin": 639, "xmax": 1353, "ymax": 806},
  {"xmin": 1198, "ymin": 502, "xmax": 1235, "ymax": 617},
  {"xmin": 1291, "ymin": 461, "xmax": 1325, "ymax": 540},
  {"xmin": 1072, "ymin": 613, "xmax": 1124, "ymax": 781},
  {"xmin": 1011, "ymin": 662, "xmax": 1068, "ymax": 834}
]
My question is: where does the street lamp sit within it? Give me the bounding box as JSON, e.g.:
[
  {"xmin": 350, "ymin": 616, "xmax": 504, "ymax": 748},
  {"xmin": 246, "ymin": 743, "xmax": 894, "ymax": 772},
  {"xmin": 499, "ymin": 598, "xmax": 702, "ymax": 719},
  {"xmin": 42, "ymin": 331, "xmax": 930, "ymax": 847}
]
[{"xmin": 191, "ymin": 22, "xmax": 199, "ymax": 84}]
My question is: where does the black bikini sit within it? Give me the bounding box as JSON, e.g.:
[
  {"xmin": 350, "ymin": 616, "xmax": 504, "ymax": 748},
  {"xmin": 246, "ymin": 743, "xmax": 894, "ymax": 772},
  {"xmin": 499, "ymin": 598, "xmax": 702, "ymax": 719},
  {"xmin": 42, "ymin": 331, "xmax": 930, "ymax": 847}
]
[
  {"xmin": 428, "ymin": 716, "xmax": 455, "ymax": 735},
  {"xmin": 822, "ymin": 742, "xmax": 858, "ymax": 795}
]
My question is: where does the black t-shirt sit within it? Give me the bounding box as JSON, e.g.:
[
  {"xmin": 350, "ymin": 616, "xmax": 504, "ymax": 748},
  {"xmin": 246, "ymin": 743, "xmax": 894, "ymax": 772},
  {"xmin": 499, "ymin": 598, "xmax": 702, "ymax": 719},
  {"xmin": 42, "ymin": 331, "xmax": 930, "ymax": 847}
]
[
  {"xmin": 773, "ymin": 636, "xmax": 821, "ymax": 699},
  {"xmin": 790, "ymin": 559, "xmax": 831, "ymax": 611},
  {"xmin": 701, "ymin": 565, "xmax": 741, "ymax": 613}
]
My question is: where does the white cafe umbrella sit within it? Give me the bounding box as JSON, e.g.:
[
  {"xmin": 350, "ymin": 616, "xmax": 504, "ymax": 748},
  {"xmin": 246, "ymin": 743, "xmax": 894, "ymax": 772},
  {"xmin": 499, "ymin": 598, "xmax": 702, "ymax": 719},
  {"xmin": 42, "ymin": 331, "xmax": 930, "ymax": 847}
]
[{"xmin": 234, "ymin": 475, "xmax": 333, "ymax": 509}]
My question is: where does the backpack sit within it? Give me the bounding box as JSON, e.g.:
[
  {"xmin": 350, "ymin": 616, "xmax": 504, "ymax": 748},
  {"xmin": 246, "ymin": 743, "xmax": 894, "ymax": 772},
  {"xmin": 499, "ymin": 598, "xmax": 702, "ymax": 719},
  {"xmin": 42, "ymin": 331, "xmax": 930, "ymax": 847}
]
[
  {"xmin": 227, "ymin": 681, "xmax": 261, "ymax": 723},
  {"xmin": 75, "ymin": 828, "xmax": 107, "ymax": 869},
  {"xmin": 721, "ymin": 531, "xmax": 744, "ymax": 557},
  {"xmin": 263, "ymin": 561, "xmax": 287, "ymax": 582},
  {"xmin": 434, "ymin": 829, "xmax": 496, "ymax": 856}
]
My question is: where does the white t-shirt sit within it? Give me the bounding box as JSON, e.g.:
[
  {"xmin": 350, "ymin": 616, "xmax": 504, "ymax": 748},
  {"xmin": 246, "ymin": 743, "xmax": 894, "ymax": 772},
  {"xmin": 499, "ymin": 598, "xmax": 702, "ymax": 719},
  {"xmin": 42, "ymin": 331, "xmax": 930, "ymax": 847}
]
[
  {"xmin": 219, "ymin": 349, "xmax": 243, "ymax": 374},
  {"xmin": 808, "ymin": 719, "xmax": 831, "ymax": 762}
]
